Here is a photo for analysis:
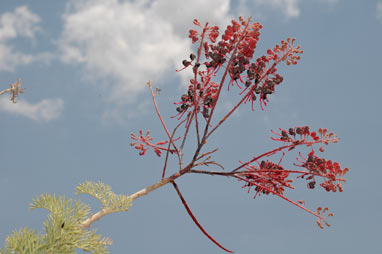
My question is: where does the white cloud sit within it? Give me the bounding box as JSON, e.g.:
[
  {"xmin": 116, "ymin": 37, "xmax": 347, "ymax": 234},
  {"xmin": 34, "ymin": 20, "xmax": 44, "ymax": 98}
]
[
  {"xmin": 254, "ymin": 0, "xmax": 301, "ymax": 19},
  {"xmin": 320, "ymin": 0, "xmax": 340, "ymax": 5},
  {"xmin": 0, "ymin": 6, "xmax": 44, "ymax": 72},
  {"xmin": 0, "ymin": 6, "xmax": 40, "ymax": 41},
  {"xmin": 58, "ymin": 0, "xmax": 231, "ymax": 106},
  {"xmin": 377, "ymin": 1, "xmax": 382, "ymax": 20},
  {"xmin": 239, "ymin": 0, "xmax": 340, "ymax": 20},
  {"xmin": 0, "ymin": 97, "xmax": 64, "ymax": 122}
]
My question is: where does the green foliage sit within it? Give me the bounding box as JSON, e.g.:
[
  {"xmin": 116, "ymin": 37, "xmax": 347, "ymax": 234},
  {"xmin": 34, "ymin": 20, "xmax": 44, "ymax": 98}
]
[
  {"xmin": 0, "ymin": 228, "xmax": 41, "ymax": 254},
  {"xmin": 76, "ymin": 181, "xmax": 132, "ymax": 212},
  {"xmin": 0, "ymin": 181, "xmax": 130, "ymax": 254}
]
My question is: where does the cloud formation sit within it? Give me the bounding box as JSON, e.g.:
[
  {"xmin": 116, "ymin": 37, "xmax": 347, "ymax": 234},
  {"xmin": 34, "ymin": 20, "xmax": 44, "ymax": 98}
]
[
  {"xmin": 0, "ymin": 6, "xmax": 43, "ymax": 71},
  {"xmin": 253, "ymin": 0, "xmax": 301, "ymax": 19},
  {"xmin": 58, "ymin": 0, "xmax": 231, "ymax": 105},
  {"xmin": 0, "ymin": 97, "xmax": 64, "ymax": 122},
  {"xmin": 377, "ymin": 1, "xmax": 382, "ymax": 20}
]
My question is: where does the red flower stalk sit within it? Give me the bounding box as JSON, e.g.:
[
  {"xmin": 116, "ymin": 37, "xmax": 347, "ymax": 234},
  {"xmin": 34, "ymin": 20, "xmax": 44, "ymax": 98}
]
[
  {"xmin": 295, "ymin": 151, "xmax": 348, "ymax": 192},
  {"xmin": 127, "ymin": 17, "xmax": 348, "ymax": 253},
  {"xmin": 130, "ymin": 130, "xmax": 178, "ymax": 157}
]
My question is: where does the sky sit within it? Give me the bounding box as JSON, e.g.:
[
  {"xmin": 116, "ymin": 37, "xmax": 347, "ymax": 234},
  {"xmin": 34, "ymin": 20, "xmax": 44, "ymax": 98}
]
[{"xmin": 1, "ymin": 0, "xmax": 381, "ymax": 253}]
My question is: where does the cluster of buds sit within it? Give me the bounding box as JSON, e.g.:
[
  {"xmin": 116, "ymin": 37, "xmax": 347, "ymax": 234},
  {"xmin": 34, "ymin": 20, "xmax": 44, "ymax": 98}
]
[
  {"xmin": 316, "ymin": 207, "xmax": 334, "ymax": 229},
  {"xmin": 271, "ymin": 127, "xmax": 339, "ymax": 153},
  {"xmin": 240, "ymin": 160, "xmax": 292, "ymax": 197},
  {"xmin": 130, "ymin": 130, "xmax": 176, "ymax": 157},
  {"xmin": 296, "ymin": 151, "xmax": 348, "ymax": 192},
  {"xmin": 177, "ymin": 17, "xmax": 268, "ymax": 117},
  {"xmin": 175, "ymin": 78, "xmax": 219, "ymax": 119},
  {"xmin": 180, "ymin": 17, "xmax": 304, "ymax": 116},
  {"xmin": 188, "ymin": 19, "xmax": 219, "ymax": 44},
  {"xmin": 242, "ymin": 41, "xmax": 302, "ymax": 110}
]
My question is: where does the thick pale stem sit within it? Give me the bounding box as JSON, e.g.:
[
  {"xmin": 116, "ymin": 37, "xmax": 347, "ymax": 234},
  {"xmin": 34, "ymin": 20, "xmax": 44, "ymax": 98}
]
[
  {"xmin": 0, "ymin": 88, "xmax": 11, "ymax": 95},
  {"xmin": 80, "ymin": 165, "xmax": 192, "ymax": 228}
]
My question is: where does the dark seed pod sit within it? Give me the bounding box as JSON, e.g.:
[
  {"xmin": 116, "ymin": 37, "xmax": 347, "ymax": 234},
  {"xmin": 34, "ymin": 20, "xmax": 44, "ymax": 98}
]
[
  {"xmin": 245, "ymin": 80, "xmax": 251, "ymax": 87},
  {"xmin": 211, "ymin": 52, "xmax": 220, "ymax": 62},
  {"xmin": 304, "ymin": 126, "xmax": 310, "ymax": 134},
  {"xmin": 261, "ymin": 160, "xmax": 266, "ymax": 168},
  {"xmin": 204, "ymin": 96, "xmax": 212, "ymax": 105},
  {"xmin": 281, "ymin": 131, "xmax": 288, "ymax": 138},
  {"xmin": 252, "ymin": 94, "xmax": 257, "ymax": 101},
  {"xmin": 264, "ymin": 89, "xmax": 272, "ymax": 95},
  {"xmin": 182, "ymin": 60, "xmax": 190, "ymax": 67},
  {"xmin": 195, "ymin": 62, "xmax": 200, "ymax": 68},
  {"xmin": 176, "ymin": 106, "xmax": 184, "ymax": 113},
  {"xmin": 203, "ymin": 108, "xmax": 209, "ymax": 118},
  {"xmin": 307, "ymin": 181, "xmax": 316, "ymax": 189},
  {"xmin": 181, "ymin": 94, "xmax": 188, "ymax": 101},
  {"xmin": 308, "ymin": 156, "xmax": 314, "ymax": 162},
  {"xmin": 190, "ymin": 53, "xmax": 196, "ymax": 61},
  {"xmin": 288, "ymin": 128, "xmax": 295, "ymax": 135}
]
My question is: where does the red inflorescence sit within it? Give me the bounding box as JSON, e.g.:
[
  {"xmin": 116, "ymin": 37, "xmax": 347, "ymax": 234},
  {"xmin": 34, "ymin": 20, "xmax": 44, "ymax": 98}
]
[
  {"xmin": 176, "ymin": 17, "xmax": 304, "ymax": 122},
  {"xmin": 236, "ymin": 126, "xmax": 347, "ymax": 229},
  {"xmin": 240, "ymin": 160, "xmax": 293, "ymax": 198},
  {"xmin": 296, "ymin": 151, "xmax": 348, "ymax": 193},
  {"xmin": 130, "ymin": 130, "xmax": 177, "ymax": 157}
]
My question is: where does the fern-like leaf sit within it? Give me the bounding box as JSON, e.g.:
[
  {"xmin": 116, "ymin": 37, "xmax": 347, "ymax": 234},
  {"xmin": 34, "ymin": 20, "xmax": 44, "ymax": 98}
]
[{"xmin": 76, "ymin": 181, "xmax": 132, "ymax": 212}]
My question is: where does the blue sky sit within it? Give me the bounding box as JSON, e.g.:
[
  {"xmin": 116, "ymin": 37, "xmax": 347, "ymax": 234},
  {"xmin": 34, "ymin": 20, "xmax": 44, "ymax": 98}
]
[{"xmin": 1, "ymin": 0, "xmax": 381, "ymax": 253}]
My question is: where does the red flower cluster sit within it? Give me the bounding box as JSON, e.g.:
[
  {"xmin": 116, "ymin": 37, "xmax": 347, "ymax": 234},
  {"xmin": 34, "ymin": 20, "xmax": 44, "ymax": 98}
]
[
  {"xmin": 130, "ymin": 130, "xmax": 176, "ymax": 157},
  {"xmin": 231, "ymin": 126, "xmax": 348, "ymax": 230},
  {"xmin": 177, "ymin": 17, "xmax": 304, "ymax": 121},
  {"xmin": 128, "ymin": 17, "xmax": 348, "ymax": 252},
  {"xmin": 271, "ymin": 126, "xmax": 338, "ymax": 152},
  {"xmin": 296, "ymin": 151, "xmax": 348, "ymax": 192},
  {"xmin": 240, "ymin": 160, "xmax": 293, "ymax": 198}
]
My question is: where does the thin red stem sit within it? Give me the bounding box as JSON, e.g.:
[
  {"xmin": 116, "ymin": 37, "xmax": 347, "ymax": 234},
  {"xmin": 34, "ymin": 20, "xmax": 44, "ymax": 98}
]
[
  {"xmin": 180, "ymin": 111, "xmax": 194, "ymax": 153},
  {"xmin": 207, "ymin": 49, "xmax": 292, "ymax": 139},
  {"xmin": 189, "ymin": 169, "xmax": 345, "ymax": 183},
  {"xmin": 231, "ymin": 139, "xmax": 330, "ymax": 173},
  {"xmin": 171, "ymin": 181, "xmax": 234, "ymax": 253},
  {"xmin": 203, "ymin": 19, "xmax": 252, "ymax": 141},
  {"xmin": 235, "ymin": 175, "xmax": 326, "ymax": 221},
  {"xmin": 162, "ymin": 120, "xmax": 186, "ymax": 178},
  {"xmin": 193, "ymin": 25, "xmax": 208, "ymax": 146},
  {"xmin": 147, "ymin": 81, "xmax": 179, "ymax": 155},
  {"xmin": 188, "ymin": 18, "xmax": 252, "ymax": 163}
]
